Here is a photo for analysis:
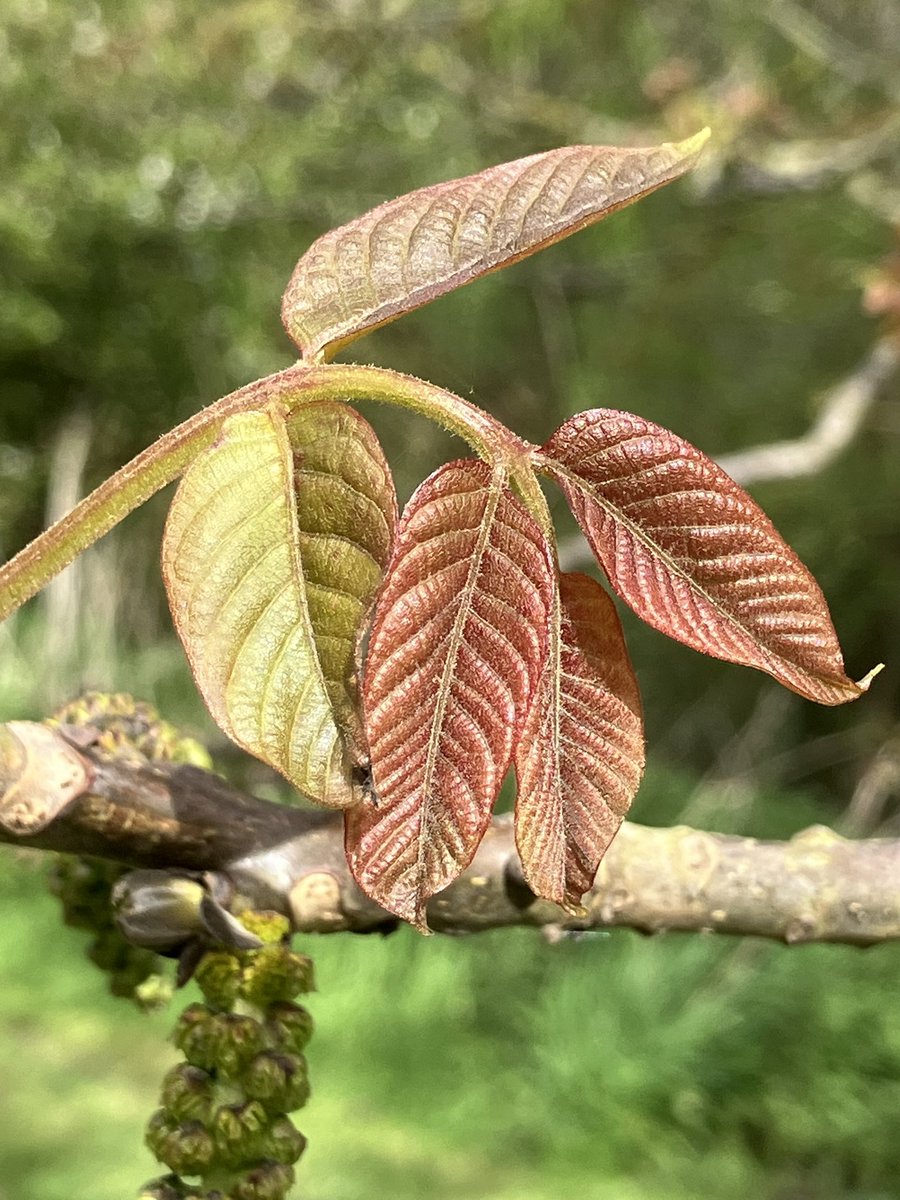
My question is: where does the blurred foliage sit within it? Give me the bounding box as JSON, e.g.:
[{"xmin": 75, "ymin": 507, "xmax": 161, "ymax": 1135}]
[{"xmin": 1, "ymin": 0, "xmax": 900, "ymax": 1197}]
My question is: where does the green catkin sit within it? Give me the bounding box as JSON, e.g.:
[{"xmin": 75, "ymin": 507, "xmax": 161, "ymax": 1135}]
[
  {"xmin": 38, "ymin": 692, "xmax": 314, "ymax": 1199},
  {"xmin": 142, "ymin": 909, "xmax": 314, "ymax": 1200}
]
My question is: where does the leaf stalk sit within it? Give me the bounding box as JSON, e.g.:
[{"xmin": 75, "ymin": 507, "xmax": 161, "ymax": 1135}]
[{"xmin": 0, "ymin": 363, "xmax": 529, "ymax": 622}]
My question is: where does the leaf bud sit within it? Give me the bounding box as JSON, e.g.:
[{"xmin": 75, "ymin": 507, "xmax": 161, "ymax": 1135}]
[
  {"xmin": 112, "ymin": 870, "xmax": 206, "ymax": 952},
  {"xmin": 160, "ymin": 1063, "xmax": 215, "ymax": 1123},
  {"xmin": 265, "ymin": 1001, "xmax": 313, "ymax": 1055},
  {"xmin": 242, "ymin": 1052, "xmax": 310, "ymax": 1113}
]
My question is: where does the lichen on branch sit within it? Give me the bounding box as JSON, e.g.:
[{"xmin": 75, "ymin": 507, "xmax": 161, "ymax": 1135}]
[{"xmin": 1, "ymin": 713, "xmax": 897, "ymax": 948}]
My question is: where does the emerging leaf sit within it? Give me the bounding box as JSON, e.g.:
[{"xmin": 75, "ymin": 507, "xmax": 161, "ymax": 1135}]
[
  {"xmin": 346, "ymin": 459, "xmax": 555, "ymax": 928},
  {"xmin": 284, "ymin": 401, "xmax": 397, "ymax": 754},
  {"xmin": 282, "ymin": 129, "xmax": 710, "ymax": 362},
  {"xmin": 514, "ymin": 572, "xmax": 644, "ymax": 911},
  {"xmin": 541, "ymin": 410, "xmax": 867, "ymax": 705},
  {"xmin": 162, "ymin": 404, "xmax": 396, "ymax": 807}
]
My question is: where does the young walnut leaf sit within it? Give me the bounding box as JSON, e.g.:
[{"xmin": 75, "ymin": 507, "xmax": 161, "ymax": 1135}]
[
  {"xmin": 345, "ymin": 459, "xmax": 556, "ymax": 929},
  {"xmin": 541, "ymin": 410, "xmax": 869, "ymax": 705},
  {"xmin": 162, "ymin": 403, "xmax": 396, "ymax": 808},
  {"xmin": 284, "ymin": 401, "xmax": 397, "ymax": 755},
  {"xmin": 514, "ymin": 572, "xmax": 644, "ymax": 912},
  {"xmin": 282, "ymin": 129, "xmax": 710, "ymax": 362}
]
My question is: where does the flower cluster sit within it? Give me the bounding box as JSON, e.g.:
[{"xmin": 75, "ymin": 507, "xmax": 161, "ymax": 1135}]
[{"xmin": 142, "ymin": 911, "xmax": 313, "ymax": 1200}]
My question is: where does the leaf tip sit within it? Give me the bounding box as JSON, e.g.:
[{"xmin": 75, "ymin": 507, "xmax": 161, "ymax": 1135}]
[
  {"xmin": 412, "ymin": 910, "xmax": 433, "ymax": 936},
  {"xmin": 671, "ymin": 126, "xmax": 712, "ymax": 161},
  {"xmin": 857, "ymin": 662, "xmax": 885, "ymax": 692}
]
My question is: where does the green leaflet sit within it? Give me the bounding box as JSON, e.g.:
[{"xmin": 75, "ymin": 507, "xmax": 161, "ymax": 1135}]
[
  {"xmin": 162, "ymin": 403, "xmax": 396, "ymax": 808},
  {"xmin": 284, "ymin": 402, "xmax": 397, "ymax": 749}
]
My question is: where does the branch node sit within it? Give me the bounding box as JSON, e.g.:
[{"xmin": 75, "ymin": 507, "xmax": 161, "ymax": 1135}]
[
  {"xmin": 2, "ymin": 714, "xmax": 898, "ymax": 947},
  {"xmin": 0, "ymin": 720, "xmax": 91, "ymax": 834},
  {"xmin": 288, "ymin": 872, "xmax": 345, "ymax": 932}
]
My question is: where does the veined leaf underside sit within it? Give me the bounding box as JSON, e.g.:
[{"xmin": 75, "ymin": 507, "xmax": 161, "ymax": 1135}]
[
  {"xmin": 282, "ymin": 130, "xmax": 710, "ymax": 361},
  {"xmin": 163, "ymin": 405, "xmax": 396, "ymax": 807},
  {"xmin": 542, "ymin": 409, "xmax": 866, "ymax": 705},
  {"xmin": 285, "ymin": 401, "xmax": 398, "ymax": 754},
  {"xmin": 346, "ymin": 458, "xmax": 556, "ymax": 927},
  {"xmin": 514, "ymin": 572, "xmax": 644, "ymax": 909}
]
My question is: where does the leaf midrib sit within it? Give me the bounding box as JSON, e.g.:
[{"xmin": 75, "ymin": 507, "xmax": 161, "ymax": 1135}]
[
  {"xmin": 414, "ymin": 469, "xmax": 505, "ymax": 893},
  {"xmin": 542, "ymin": 457, "xmax": 851, "ymax": 698},
  {"xmin": 271, "ymin": 412, "xmax": 345, "ymax": 768}
]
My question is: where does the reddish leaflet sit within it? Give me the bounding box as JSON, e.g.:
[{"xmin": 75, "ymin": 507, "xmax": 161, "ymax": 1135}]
[
  {"xmin": 539, "ymin": 409, "xmax": 866, "ymax": 705},
  {"xmin": 0, "ymin": 127, "xmax": 876, "ymax": 929},
  {"xmin": 347, "ymin": 460, "xmax": 554, "ymax": 929},
  {"xmin": 513, "ymin": 572, "xmax": 644, "ymax": 912},
  {"xmin": 281, "ymin": 132, "xmax": 713, "ymax": 362}
]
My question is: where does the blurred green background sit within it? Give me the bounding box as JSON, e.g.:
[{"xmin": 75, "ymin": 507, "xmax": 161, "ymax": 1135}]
[{"xmin": 1, "ymin": 1, "xmax": 899, "ymax": 1197}]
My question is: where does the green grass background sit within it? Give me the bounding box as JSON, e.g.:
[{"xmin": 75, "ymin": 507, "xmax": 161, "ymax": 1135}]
[{"xmin": 2, "ymin": 819, "xmax": 900, "ymax": 1200}]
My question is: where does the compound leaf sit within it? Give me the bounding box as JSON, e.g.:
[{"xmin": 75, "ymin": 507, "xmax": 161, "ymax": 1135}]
[
  {"xmin": 283, "ymin": 129, "xmax": 710, "ymax": 361},
  {"xmin": 345, "ymin": 459, "xmax": 555, "ymax": 928},
  {"xmin": 514, "ymin": 572, "xmax": 644, "ymax": 911},
  {"xmin": 542, "ymin": 409, "xmax": 869, "ymax": 705},
  {"xmin": 162, "ymin": 403, "xmax": 396, "ymax": 808}
]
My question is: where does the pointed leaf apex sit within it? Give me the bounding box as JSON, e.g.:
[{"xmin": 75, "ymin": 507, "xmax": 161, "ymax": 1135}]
[
  {"xmin": 345, "ymin": 459, "xmax": 556, "ymax": 926},
  {"xmin": 542, "ymin": 410, "xmax": 866, "ymax": 707},
  {"xmin": 857, "ymin": 663, "xmax": 885, "ymax": 692},
  {"xmin": 283, "ymin": 132, "xmax": 713, "ymax": 361},
  {"xmin": 412, "ymin": 909, "xmax": 433, "ymax": 936},
  {"xmin": 672, "ymin": 126, "xmax": 711, "ymax": 160}
]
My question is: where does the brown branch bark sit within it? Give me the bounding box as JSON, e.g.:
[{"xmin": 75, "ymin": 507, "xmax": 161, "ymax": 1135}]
[{"xmin": 2, "ymin": 720, "xmax": 898, "ymax": 945}]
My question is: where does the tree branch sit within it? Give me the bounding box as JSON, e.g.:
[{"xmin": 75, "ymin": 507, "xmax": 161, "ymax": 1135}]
[
  {"xmin": 2, "ymin": 720, "xmax": 898, "ymax": 946},
  {"xmin": 713, "ymin": 338, "xmax": 899, "ymax": 484}
]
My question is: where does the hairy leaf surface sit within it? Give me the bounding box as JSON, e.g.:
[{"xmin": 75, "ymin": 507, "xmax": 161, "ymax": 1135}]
[
  {"xmin": 346, "ymin": 459, "xmax": 555, "ymax": 928},
  {"xmin": 162, "ymin": 404, "xmax": 396, "ymax": 807},
  {"xmin": 285, "ymin": 401, "xmax": 397, "ymax": 753},
  {"xmin": 542, "ymin": 410, "xmax": 866, "ymax": 705},
  {"xmin": 515, "ymin": 572, "xmax": 644, "ymax": 910},
  {"xmin": 282, "ymin": 129, "xmax": 710, "ymax": 361}
]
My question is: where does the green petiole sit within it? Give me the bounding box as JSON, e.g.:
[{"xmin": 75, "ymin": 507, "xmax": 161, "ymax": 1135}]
[{"xmin": 0, "ymin": 362, "xmax": 529, "ymax": 623}]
